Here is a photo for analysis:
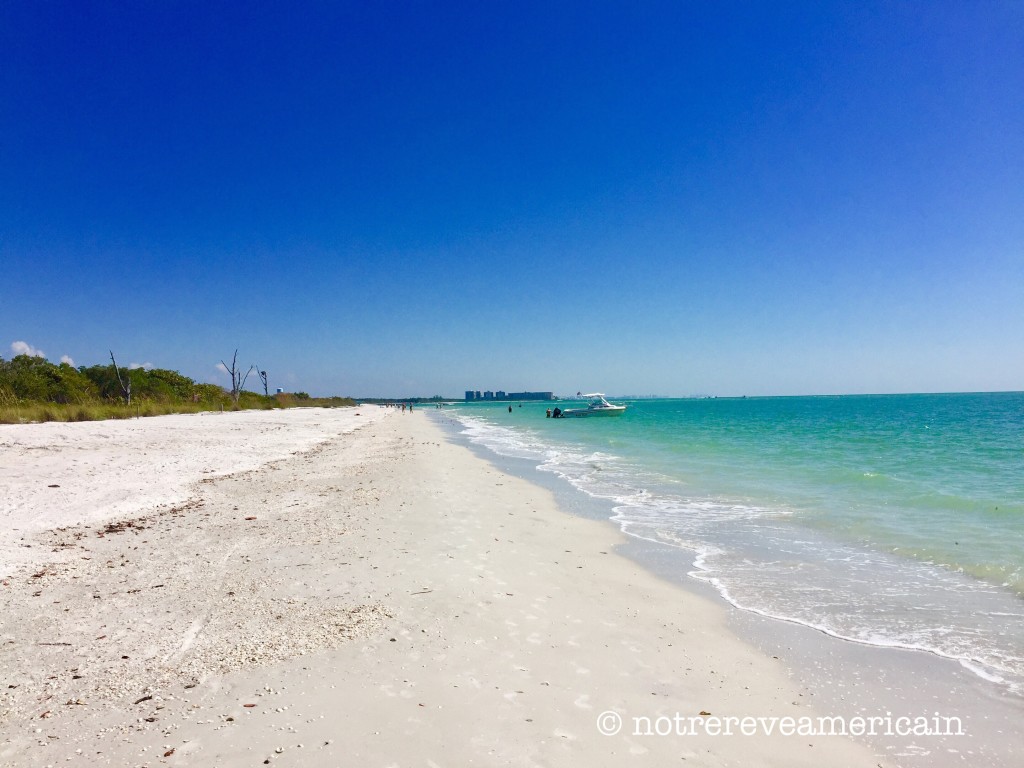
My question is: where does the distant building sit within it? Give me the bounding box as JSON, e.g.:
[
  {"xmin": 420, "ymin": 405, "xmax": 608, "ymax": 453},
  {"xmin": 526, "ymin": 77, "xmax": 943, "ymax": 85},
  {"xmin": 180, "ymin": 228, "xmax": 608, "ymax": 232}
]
[
  {"xmin": 508, "ymin": 391, "xmax": 555, "ymax": 401},
  {"xmin": 464, "ymin": 389, "xmax": 555, "ymax": 401}
]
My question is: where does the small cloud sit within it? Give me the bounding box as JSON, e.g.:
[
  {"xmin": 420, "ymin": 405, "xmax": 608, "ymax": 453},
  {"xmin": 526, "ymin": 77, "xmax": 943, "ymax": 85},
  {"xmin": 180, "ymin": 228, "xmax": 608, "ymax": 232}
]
[
  {"xmin": 11, "ymin": 340, "xmax": 46, "ymax": 358},
  {"xmin": 215, "ymin": 362, "xmax": 229, "ymax": 375},
  {"xmin": 60, "ymin": 354, "xmax": 76, "ymax": 366},
  {"xmin": 129, "ymin": 362, "xmax": 153, "ymax": 370}
]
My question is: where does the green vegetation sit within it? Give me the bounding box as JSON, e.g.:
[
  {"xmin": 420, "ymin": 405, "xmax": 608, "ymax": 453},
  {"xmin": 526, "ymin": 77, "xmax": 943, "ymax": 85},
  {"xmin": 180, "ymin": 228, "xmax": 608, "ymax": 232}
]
[{"xmin": 0, "ymin": 354, "xmax": 355, "ymax": 424}]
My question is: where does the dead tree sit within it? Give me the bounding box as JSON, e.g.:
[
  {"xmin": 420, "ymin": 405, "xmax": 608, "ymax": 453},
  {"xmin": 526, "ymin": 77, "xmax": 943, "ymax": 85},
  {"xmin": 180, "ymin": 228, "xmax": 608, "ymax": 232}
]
[
  {"xmin": 220, "ymin": 349, "xmax": 254, "ymax": 406},
  {"xmin": 257, "ymin": 366, "xmax": 269, "ymax": 397},
  {"xmin": 109, "ymin": 350, "xmax": 131, "ymax": 405}
]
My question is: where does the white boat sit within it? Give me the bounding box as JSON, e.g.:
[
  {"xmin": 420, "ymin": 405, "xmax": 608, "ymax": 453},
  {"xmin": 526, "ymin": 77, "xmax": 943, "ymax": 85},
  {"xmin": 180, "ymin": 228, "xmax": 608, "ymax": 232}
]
[{"xmin": 561, "ymin": 393, "xmax": 627, "ymax": 417}]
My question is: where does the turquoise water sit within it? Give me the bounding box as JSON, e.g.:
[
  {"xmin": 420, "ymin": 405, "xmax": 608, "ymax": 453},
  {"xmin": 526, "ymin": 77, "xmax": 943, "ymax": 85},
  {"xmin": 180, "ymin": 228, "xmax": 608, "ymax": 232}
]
[{"xmin": 439, "ymin": 393, "xmax": 1024, "ymax": 692}]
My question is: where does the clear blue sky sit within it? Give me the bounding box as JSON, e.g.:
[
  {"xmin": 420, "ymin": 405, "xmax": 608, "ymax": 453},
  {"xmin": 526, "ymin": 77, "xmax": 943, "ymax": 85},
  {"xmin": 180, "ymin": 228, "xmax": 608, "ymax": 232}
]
[{"xmin": 2, "ymin": 1, "xmax": 1021, "ymax": 397}]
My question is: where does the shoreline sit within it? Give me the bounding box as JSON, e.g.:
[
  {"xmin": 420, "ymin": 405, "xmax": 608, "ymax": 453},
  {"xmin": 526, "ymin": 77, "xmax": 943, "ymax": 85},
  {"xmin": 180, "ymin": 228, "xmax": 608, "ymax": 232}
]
[
  {"xmin": 0, "ymin": 407, "xmax": 1016, "ymax": 765},
  {"xmin": 432, "ymin": 407, "xmax": 1024, "ymax": 766}
]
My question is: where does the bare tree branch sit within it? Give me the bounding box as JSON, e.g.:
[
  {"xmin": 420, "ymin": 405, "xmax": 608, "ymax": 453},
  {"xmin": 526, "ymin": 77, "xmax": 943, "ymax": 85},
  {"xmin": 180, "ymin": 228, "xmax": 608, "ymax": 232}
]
[
  {"xmin": 109, "ymin": 350, "xmax": 131, "ymax": 405},
  {"xmin": 220, "ymin": 349, "xmax": 254, "ymax": 406},
  {"xmin": 240, "ymin": 365, "xmax": 254, "ymax": 393},
  {"xmin": 256, "ymin": 365, "xmax": 269, "ymax": 397}
]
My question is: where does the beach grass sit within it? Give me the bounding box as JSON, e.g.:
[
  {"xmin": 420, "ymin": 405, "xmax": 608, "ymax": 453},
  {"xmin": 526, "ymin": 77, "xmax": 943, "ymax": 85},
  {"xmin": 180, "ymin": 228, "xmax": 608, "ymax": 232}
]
[
  {"xmin": 0, "ymin": 401, "xmax": 231, "ymax": 424},
  {"xmin": 0, "ymin": 395, "xmax": 357, "ymax": 424}
]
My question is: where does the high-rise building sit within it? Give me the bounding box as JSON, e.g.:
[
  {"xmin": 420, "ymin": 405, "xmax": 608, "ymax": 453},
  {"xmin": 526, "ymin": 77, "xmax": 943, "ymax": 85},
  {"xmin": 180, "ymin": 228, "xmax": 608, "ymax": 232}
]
[{"xmin": 465, "ymin": 389, "xmax": 555, "ymax": 401}]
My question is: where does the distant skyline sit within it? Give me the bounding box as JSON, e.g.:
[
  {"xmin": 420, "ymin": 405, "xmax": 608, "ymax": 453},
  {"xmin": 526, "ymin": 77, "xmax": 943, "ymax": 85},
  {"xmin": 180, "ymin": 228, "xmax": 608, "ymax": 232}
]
[{"xmin": 3, "ymin": 2, "xmax": 1022, "ymax": 398}]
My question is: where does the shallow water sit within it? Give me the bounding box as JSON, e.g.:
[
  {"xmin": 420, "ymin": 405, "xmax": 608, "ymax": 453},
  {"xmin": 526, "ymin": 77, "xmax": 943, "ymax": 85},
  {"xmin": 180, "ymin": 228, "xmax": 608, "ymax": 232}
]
[{"xmin": 440, "ymin": 393, "xmax": 1024, "ymax": 694}]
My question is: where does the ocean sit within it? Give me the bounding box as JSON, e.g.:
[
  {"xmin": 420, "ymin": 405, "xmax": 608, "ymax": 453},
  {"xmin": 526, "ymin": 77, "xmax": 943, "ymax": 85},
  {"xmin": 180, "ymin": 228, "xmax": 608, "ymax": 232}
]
[{"xmin": 435, "ymin": 392, "xmax": 1024, "ymax": 694}]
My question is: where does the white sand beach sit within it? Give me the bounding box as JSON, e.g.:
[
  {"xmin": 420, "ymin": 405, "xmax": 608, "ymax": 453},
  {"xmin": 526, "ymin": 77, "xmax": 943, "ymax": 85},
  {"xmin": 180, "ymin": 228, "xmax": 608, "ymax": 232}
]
[
  {"xmin": 0, "ymin": 408, "xmax": 381, "ymax": 580},
  {"xmin": 0, "ymin": 406, "xmax": 994, "ymax": 766}
]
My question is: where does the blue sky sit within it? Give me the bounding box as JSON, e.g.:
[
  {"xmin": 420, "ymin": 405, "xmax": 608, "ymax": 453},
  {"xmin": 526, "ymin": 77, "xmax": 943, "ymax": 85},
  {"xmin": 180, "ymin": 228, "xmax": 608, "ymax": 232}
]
[{"xmin": 2, "ymin": 1, "xmax": 1021, "ymax": 397}]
